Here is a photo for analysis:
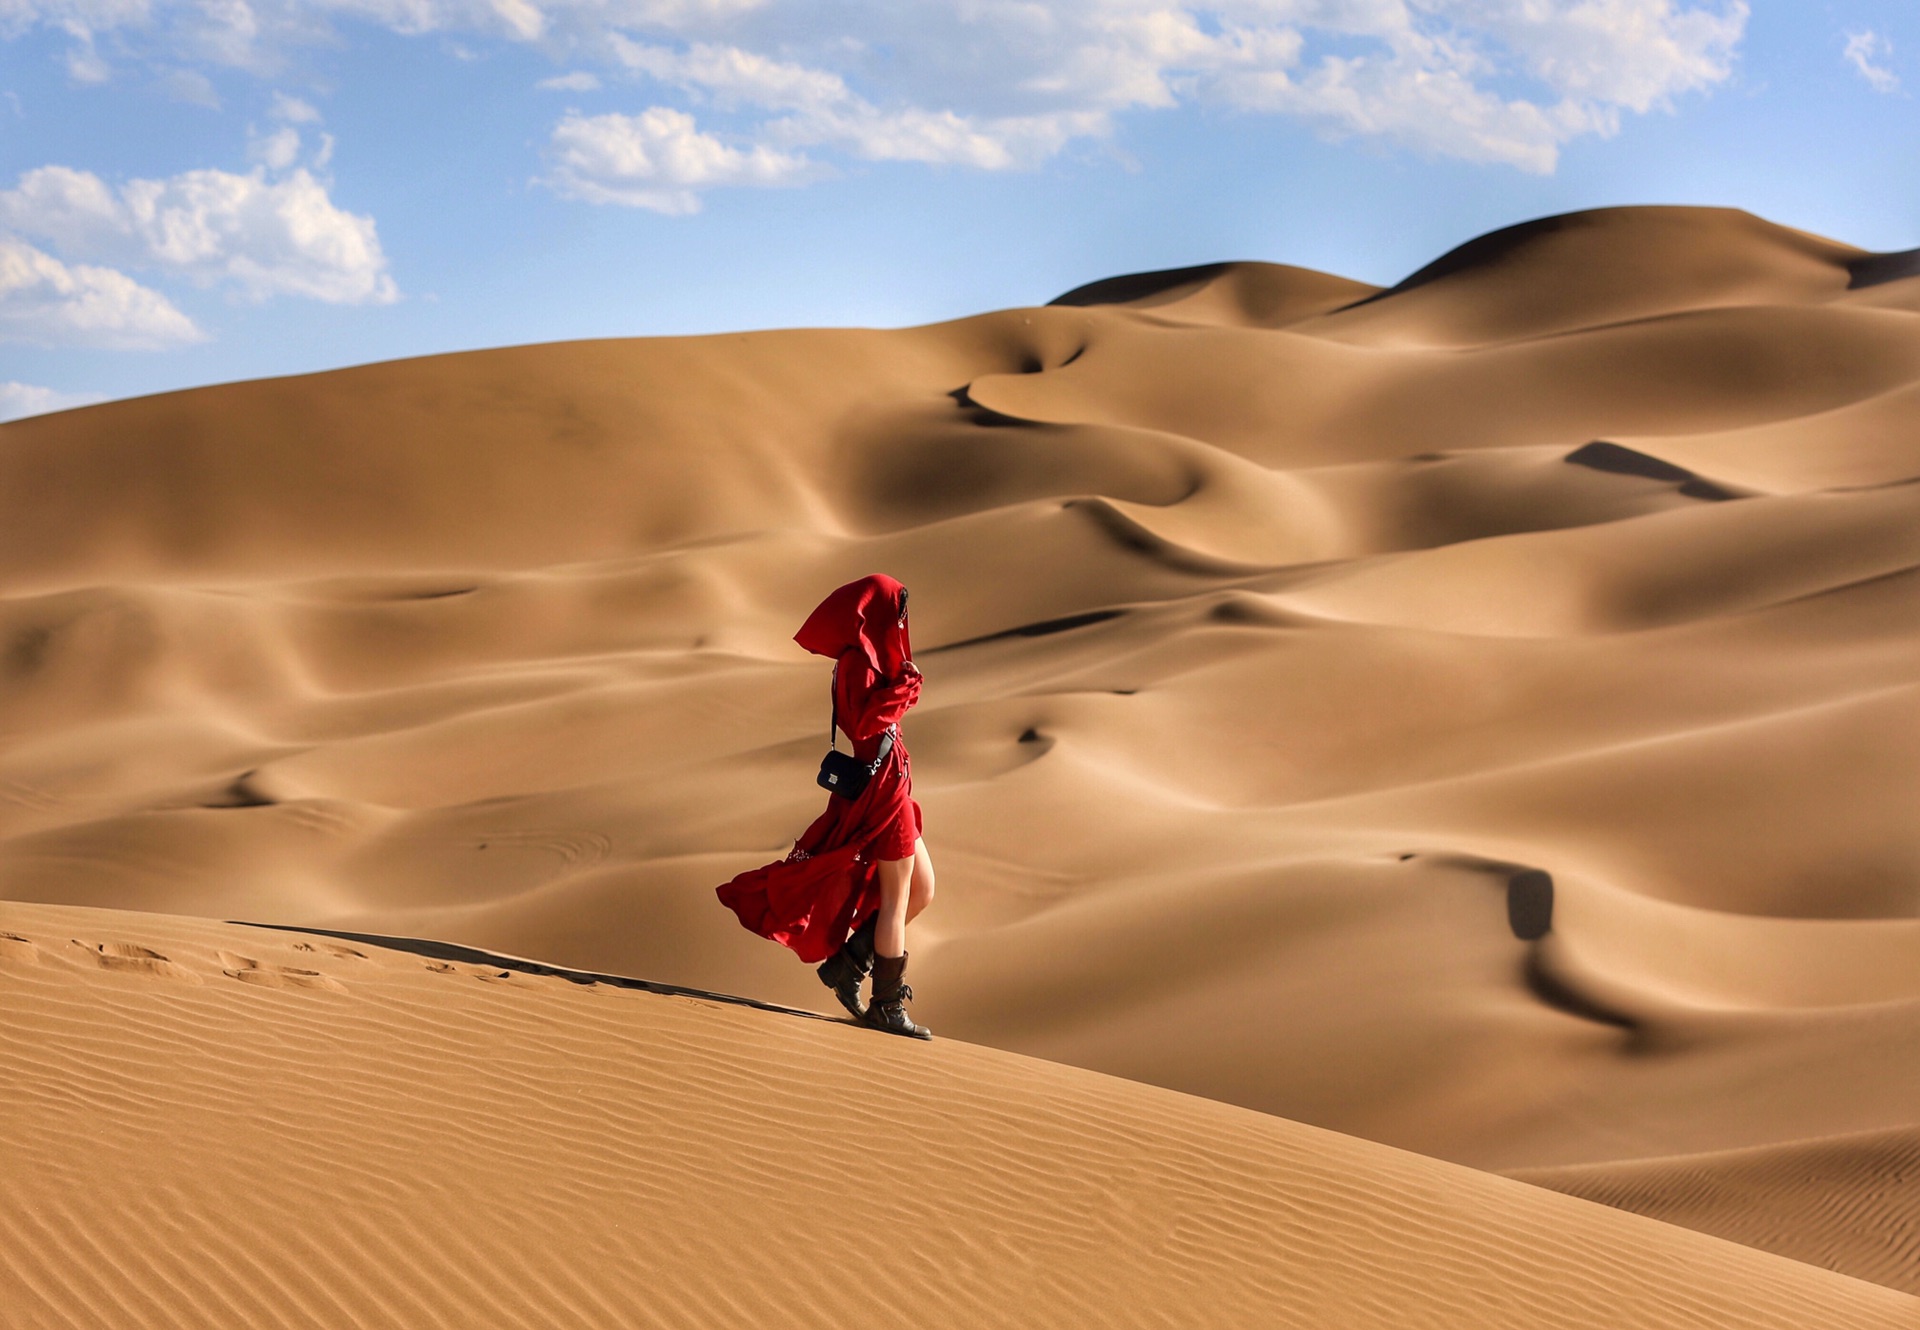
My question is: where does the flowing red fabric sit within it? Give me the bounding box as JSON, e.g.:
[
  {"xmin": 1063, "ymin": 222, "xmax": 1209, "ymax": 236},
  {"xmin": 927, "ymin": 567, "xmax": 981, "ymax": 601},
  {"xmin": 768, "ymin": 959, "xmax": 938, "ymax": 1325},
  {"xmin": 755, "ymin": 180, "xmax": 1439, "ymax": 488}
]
[{"xmin": 715, "ymin": 575, "xmax": 923, "ymax": 964}]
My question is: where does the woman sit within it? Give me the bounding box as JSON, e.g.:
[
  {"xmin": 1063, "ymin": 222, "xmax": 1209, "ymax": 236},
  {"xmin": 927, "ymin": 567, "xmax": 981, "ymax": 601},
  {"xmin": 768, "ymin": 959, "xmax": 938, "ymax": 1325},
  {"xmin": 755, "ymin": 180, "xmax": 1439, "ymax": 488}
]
[{"xmin": 715, "ymin": 573, "xmax": 935, "ymax": 1039}]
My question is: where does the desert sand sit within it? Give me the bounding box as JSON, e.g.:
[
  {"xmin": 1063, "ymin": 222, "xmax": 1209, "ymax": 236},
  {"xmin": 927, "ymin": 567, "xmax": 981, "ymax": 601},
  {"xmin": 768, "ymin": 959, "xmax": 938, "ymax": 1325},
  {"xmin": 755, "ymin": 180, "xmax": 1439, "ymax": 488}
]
[
  {"xmin": 1, "ymin": 206, "xmax": 1917, "ymax": 1312},
  {"xmin": 3, "ymin": 900, "xmax": 1916, "ymax": 1330}
]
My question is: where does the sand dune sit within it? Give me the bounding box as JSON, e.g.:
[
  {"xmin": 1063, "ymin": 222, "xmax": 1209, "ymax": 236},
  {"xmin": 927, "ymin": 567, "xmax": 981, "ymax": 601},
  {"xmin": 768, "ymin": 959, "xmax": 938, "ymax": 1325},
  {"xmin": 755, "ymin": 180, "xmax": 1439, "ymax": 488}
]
[
  {"xmin": 2, "ymin": 901, "xmax": 1914, "ymax": 1330},
  {"xmin": 3, "ymin": 205, "xmax": 1918, "ymax": 1293},
  {"xmin": 1511, "ymin": 1126, "xmax": 1920, "ymax": 1295}
]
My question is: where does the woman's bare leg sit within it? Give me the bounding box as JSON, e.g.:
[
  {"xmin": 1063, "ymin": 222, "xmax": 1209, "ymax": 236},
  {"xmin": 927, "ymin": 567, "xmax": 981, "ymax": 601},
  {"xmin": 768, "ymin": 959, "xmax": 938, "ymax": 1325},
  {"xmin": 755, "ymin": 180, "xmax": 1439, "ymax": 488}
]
[
  {"xmin": 874, "ymin": 854, "xmax": 914, "ymax": 959},
  {"xmin": 867, "ymin": 843, "xmax": 932, "ymax": 1038},
  {"xmin": 905, "ymin": 837, "xmax": 936, "ymax": 924}
]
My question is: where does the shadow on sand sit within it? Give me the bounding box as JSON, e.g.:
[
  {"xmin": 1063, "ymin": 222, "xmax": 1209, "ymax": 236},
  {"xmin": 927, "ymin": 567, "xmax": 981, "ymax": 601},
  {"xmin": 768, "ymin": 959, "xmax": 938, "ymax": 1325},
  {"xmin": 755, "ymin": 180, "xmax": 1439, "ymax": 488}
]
[{"xmin": 229, "ymin": 919, "xmax": 849, "ymax": 1026}]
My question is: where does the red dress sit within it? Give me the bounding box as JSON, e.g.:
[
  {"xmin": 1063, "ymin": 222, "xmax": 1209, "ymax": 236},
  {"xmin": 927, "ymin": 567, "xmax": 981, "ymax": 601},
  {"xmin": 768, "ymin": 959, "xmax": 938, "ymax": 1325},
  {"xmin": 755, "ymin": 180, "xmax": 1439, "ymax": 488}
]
[{"xmin": 716, "ymin": 575, "xmax": 924, "ymax": 964}]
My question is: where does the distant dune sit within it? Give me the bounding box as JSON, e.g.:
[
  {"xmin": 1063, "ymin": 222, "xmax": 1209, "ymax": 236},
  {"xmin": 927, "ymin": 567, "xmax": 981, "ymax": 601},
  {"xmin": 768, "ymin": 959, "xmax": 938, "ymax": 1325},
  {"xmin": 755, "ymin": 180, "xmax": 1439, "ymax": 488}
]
[
  {"xmin": 2, "ymin": 206, "xmax": 1917, "ymax": 1302},
  {"xmin": 3, "ymin": 901, "xmax": 1914, "ymax": 1330}
]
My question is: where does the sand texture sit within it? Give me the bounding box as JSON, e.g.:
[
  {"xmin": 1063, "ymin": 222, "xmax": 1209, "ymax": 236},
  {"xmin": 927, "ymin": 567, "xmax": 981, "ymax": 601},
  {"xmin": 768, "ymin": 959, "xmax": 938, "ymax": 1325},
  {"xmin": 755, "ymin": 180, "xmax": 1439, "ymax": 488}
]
[
  {"xmin": 1511, "ymin": 1126, "xmax": 1920, "ymax": 1295},
  {"xmin": 3, "ymin": 901, "xmax": 1916, "ymax": 1330},
  {"xmin": 3, "ymin": 205, "xmax": 1919, "ymax": 1294}
]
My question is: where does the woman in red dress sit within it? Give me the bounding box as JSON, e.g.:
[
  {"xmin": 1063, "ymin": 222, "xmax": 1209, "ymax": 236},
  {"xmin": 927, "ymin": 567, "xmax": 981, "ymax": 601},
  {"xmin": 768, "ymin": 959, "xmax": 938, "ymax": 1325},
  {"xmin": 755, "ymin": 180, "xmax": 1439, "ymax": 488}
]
[{"xmin": 716, "ymin": 574, "xmax": 936, "ymax": 1039}]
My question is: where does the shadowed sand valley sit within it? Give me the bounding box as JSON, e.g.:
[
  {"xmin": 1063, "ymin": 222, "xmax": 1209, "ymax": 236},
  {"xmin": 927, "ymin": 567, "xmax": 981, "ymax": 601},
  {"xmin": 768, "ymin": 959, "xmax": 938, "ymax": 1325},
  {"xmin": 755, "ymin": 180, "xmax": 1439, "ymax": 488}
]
[{"xmin": 2, "ymin": 205, "xmax": 1919, "ymax": 1317}]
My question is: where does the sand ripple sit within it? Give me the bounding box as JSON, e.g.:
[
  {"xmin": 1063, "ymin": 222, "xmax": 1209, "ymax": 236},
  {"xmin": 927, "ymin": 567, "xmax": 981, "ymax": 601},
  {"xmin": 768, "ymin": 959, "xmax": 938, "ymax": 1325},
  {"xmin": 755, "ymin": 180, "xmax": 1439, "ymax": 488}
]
[{"xmin": 1, "ymin": 903, "xmax": 1913, "ymax": 1330}]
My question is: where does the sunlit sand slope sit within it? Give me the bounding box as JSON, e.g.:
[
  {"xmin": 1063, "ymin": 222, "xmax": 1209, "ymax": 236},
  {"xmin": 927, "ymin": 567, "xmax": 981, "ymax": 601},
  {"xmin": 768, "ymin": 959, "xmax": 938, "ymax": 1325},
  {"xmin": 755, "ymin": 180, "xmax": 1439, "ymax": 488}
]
[
  {"xmin": 1512, "ymin": 1127, "xmax": 1920, "ymax": 1295},
  {"xmin": 2, "ymin": 902, "xmax": 1915, "ymax": 1330},
  {"xmin": 2, "ymin": 205, "xmax": 1918, "ymax": 1288}
]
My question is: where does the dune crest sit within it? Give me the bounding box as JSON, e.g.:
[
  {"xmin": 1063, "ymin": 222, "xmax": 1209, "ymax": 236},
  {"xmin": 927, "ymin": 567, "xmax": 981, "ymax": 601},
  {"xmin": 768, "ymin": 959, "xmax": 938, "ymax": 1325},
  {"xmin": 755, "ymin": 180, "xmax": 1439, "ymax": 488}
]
[{"xmin": 3, "ymin": 205, "xmax": 1918, "ymax": 1292}]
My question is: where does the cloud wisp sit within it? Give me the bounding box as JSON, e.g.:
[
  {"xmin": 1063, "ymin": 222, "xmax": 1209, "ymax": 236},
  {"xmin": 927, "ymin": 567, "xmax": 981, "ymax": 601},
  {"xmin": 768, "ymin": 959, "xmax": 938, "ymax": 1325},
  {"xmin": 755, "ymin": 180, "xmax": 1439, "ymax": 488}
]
[
  {"xmin": 543, "ymin": 106, "xmax": 819, "ymax": 212},
  {"xmin": 1844, "ymin": 30, "xmax": 1898, "ymax": 94},
  {"xmin": 0, "ymin": 381, "xmax": 109, "ymax": 421}
]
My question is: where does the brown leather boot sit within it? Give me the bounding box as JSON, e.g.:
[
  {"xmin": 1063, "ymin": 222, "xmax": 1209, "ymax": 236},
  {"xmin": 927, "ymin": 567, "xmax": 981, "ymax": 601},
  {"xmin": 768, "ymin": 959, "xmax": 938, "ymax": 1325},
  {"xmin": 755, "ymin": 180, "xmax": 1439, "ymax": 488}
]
[
  {"xmin": 864, "ymin": 952, "xmax": 931, "ymax": 1040},
  {"xmin": 816, "ymin": 915, "xmax": 877, "ymax": 1020}
]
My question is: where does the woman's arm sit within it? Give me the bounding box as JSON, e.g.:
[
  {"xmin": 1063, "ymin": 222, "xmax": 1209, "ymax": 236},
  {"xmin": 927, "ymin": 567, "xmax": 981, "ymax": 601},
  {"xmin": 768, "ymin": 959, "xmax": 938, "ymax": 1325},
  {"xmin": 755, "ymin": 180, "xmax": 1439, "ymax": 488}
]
[{"xmin": 840, "ymin": 659, "xmax": 921, "ymax": 740}]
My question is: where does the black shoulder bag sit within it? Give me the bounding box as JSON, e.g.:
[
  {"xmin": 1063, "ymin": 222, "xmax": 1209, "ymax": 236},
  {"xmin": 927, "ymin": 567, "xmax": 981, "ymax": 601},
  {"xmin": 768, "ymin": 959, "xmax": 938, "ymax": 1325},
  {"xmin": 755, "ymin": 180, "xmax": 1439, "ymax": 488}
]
[{"xmin": 817, "ymin": 672, "xmax": 894, "ymax": 800}]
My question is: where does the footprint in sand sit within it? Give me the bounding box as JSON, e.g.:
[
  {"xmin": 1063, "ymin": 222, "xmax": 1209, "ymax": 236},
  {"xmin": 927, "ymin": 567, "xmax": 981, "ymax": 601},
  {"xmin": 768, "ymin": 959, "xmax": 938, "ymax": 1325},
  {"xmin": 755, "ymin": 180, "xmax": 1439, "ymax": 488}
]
[
  {"xmin": 294, "ymin": 940, "xmax": 366, "ymax": 959},
  {"xmin": 0, "ymin": 931, "xmax": 43, "ymax": 964},
  {"xmin": 73, "ymin": 941, "xmax": 204, "ymax": 983},
  {"xmin": 418, "ymin": 958, "xmax": 515, "ymax": 983},
  {"xmin": 217, "ymin": 950, "xmax": 348, "ymax": 994}
]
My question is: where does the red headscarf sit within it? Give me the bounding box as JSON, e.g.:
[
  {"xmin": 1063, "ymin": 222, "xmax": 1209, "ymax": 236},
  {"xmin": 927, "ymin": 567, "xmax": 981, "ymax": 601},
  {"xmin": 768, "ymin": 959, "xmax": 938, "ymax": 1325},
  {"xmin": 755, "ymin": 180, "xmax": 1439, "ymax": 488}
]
[{"xmin": 794, "ymin": 574, "xmax": 913, "ymax": 677}]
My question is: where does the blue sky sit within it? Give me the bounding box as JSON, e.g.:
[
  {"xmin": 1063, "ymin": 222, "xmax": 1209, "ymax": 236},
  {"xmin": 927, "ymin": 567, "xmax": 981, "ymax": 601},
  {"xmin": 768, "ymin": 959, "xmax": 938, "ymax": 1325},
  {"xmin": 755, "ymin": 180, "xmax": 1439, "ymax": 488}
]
[{"xmin": 1, "ymin": 1, "xmax": 1914, "ymax": 418}]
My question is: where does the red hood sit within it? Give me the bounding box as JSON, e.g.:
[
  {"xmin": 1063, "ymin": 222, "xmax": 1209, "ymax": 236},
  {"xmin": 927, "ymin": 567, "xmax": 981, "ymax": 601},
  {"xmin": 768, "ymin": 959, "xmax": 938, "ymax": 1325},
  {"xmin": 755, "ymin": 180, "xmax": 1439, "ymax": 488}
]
[{"xmin": 794, "ymin": 574, "xmax": 912, "ymax": 676}]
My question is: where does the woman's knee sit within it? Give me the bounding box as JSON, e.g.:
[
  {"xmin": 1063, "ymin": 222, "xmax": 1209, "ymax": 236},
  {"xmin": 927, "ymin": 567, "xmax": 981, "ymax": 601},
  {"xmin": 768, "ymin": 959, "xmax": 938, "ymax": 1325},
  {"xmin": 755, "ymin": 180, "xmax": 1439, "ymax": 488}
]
[
  {"xmin": 878, "ymin": 856, "xmax": 914, "ymax": 901},
  {"xmin": 909, "ymin": 863, "xmax": 936, "ymax": 911}
]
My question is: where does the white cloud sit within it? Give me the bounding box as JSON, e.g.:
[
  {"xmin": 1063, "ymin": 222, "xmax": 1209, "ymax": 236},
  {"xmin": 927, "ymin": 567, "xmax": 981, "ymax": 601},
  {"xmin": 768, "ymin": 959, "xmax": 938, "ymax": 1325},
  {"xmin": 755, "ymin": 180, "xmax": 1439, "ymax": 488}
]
[
  {"xmin": 184, "ymin": 0, "xmax": 265, "ymax": 68},
  {"xmin": 251, "ymin": 123, "xmax": 303, "ymax": 168},
  {"xmin": 0, "ymin": 235, "xmax": 203, "ymax": 348},
  {"xmin": 541, "ymin": 105, "xmax": 815, "ymax": 212},
  {"xmin": 496, "ymin": 0, "xmax": 545, "ymax": 40},
  {"xmin": 0, "ymin": 381, "xmax": 108, "ymax": 420},
  {"xmin": 1206, "ymin": 1, "xmax": 1746, "ymax": 171},
  {"xmin": 159, "ymin": 67, "xmax": 221, "ymax": 105},
  {"xmin": 64, "ymin": 26, "xmax": 111, "ymax": 82},
  {"xmin": 609, "ymin": 38, "xmax": 851, "ymax": 113},
  {"xmin": 600, "ymin": 39, "xmax": 1106, "ymax": 172},
  {"xmin": 0, "ymin": 160, "xmax": 396, "ymax": 303},
  {"xmin": 1, "ymin": 0, "xmax": 1752, "ymax": 185},
  {"xmin": 1, "ymin": 0, "xmax": 153, "ymax": 33},
  {"xmin": 1217, "ymin": 52, "xmax": 1572, "ymax": 173},
  {"xmin": 583, "ymin": 3, "xmax": 1746, "ymax": 184},
  {"xmin": 1844, "ymin": 29, "xmax": 1897, "ymax": 93},
  {"xmin": 1449, "ymin": 0, "xmax": 1749, "ymax": 109},
  {"xmin": 784, "ymin": 104, "xmax": 1109, "ymax": 171},
  {"xmin": 271, "ymin": 91, "xmax": 321, "ymax": 121}
]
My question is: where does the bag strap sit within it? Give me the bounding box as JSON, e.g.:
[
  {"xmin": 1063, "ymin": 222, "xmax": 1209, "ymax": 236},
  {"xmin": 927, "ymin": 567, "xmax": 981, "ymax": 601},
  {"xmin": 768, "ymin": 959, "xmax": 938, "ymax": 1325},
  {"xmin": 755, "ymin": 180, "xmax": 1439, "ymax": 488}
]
[{"xmin": 828, "ymin": 664, "xmax": 840, "ymax": 752}]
